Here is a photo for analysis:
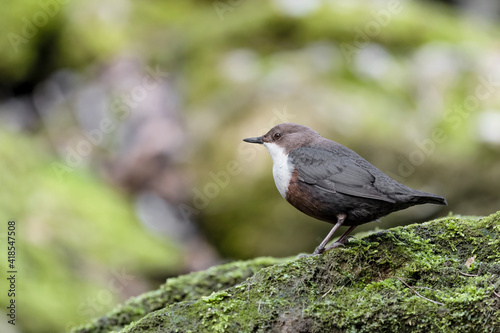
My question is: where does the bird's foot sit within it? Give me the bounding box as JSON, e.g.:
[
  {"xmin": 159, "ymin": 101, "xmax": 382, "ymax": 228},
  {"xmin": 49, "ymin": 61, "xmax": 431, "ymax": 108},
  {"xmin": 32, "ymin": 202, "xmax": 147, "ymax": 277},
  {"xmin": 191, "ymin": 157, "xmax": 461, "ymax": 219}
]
[
  {"xmin": 307, "ymin": 239, "xmax": 351, "ymax": 256},
  {"xmin": 312, "ymin": 246, "xmax": 325, "ymax": 255},
  {"xmin": 324, "ymin": 242, "xmax": 344, "ymax": 251},
  {"xmin": 298, "ymin": 248, "xmax": 324, "ymax": 258},
  {"xmin": 300, "ymin": 242, "xmax": 345, "ymax": 257},
  {"xmin": 324, "ymin": 237, "xmax": 352, "ymax": 251}
]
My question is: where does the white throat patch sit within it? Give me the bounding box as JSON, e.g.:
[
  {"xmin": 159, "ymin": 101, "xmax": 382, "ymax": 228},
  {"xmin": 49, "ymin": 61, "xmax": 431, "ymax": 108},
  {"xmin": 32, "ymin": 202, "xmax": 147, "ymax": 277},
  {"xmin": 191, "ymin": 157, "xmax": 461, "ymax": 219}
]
[{"xmin": 263, "ymin": 142, "xmax": 292, "ymax": 199}]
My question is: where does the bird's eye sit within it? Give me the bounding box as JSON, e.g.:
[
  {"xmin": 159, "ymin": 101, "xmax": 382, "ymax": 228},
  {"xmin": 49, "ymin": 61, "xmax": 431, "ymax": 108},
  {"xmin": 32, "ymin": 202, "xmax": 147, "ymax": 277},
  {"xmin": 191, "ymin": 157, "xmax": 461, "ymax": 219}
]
[{"xmin": 273, "ymin": 133, "xmax": 281, "ymax": 140}]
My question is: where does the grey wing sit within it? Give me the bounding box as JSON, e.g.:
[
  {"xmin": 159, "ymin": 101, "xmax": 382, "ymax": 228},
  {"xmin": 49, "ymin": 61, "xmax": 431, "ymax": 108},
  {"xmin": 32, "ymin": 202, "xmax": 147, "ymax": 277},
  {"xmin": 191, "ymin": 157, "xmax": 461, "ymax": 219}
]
[{"xmin": 289, "ymin": 147, "xmax": 396, "ymax": 203}]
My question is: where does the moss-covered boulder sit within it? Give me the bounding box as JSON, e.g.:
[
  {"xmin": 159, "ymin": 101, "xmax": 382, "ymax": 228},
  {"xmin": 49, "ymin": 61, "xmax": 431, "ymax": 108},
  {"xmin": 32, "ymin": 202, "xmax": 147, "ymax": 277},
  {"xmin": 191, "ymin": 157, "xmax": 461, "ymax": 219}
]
[
  {"xmin": 71, "ymin": 257, "xmax": 287, "ymax": 333},
  {"xmin": 73, "ymin": 212, "xmax": 500, "ymax": 332}
]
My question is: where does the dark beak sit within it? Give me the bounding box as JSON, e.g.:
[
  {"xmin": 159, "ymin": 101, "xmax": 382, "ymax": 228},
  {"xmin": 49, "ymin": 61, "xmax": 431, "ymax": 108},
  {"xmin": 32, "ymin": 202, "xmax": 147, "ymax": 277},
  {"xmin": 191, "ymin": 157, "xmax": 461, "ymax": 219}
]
[{"xmin": 243, "ymin": 136, "xmax": 264, "ymax": 144}]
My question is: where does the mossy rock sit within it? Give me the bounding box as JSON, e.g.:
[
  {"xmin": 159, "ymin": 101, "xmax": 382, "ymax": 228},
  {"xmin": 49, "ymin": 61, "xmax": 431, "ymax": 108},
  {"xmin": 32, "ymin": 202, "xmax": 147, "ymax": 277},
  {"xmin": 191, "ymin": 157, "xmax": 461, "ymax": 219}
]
[
  {"xmin": 71, "ymin": 257, "xmax": 288, "ymax": 333},
  {"xmin": 74, "ymin": 212, "xmax": 500, "ymax": 332}
]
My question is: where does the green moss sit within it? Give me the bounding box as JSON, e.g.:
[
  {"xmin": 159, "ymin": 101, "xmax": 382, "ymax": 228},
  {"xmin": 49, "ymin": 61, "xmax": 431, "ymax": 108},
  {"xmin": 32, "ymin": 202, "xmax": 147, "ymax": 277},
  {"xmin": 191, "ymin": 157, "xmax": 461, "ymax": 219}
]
[
  {"xmin": 71, "ymin": 257, "xmax": 288, "ymax": 333},
  {"xmin": 75, "ymin": 212, "xmax": 500, "ymax": 333}
]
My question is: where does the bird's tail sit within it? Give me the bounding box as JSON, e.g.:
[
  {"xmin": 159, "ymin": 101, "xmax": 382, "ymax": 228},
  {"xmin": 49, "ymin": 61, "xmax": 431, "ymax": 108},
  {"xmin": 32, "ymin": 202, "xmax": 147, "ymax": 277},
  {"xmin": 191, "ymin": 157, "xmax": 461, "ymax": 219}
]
[{"xmin": 412, "ymin": 190, "xmax": 447, "ymax": 206}]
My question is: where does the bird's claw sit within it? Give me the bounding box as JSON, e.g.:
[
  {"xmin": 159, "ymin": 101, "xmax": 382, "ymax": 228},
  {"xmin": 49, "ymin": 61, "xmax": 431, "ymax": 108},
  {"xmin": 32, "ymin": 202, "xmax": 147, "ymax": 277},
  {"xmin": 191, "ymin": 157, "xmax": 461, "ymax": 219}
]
[{"xmin": 312, "ymin": 247, "xmax": 325, "ymax": 255}]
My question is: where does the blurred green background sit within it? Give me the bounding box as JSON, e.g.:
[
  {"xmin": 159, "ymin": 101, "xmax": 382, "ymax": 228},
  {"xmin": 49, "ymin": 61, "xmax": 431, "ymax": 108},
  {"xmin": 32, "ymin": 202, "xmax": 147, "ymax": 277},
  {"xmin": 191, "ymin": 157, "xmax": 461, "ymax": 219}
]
[{"xmin": 1, "ymin": 0, "xmax": 500, "ymax": 332}]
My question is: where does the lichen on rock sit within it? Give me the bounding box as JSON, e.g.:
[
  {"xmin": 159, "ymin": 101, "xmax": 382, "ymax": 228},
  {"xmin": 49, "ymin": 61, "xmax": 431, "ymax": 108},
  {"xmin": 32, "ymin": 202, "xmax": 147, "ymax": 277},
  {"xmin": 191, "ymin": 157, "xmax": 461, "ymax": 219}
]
[{"xmin": 75, "ymin": 212, "xmax": 500, "ymax": 333}]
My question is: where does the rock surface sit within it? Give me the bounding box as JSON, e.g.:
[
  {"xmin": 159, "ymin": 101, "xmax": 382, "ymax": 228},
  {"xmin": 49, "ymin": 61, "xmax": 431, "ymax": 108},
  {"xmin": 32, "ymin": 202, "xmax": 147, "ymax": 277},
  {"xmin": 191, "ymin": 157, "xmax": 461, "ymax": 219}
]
[{"xmin": 74, "ymin": 212, "xmax": 500, "ymax": 332}]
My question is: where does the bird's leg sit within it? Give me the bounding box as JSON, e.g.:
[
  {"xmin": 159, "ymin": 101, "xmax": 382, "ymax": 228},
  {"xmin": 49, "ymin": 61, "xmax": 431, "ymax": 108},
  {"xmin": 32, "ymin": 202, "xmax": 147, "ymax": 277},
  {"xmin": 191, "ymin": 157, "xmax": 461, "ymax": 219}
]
[
  {"xmin": 324, "ymin": 225, "xmax": 358, "ymax": 251},
  {"xmin": 313, "ymin": 213, "xmax": 346, "ymax": 255}
]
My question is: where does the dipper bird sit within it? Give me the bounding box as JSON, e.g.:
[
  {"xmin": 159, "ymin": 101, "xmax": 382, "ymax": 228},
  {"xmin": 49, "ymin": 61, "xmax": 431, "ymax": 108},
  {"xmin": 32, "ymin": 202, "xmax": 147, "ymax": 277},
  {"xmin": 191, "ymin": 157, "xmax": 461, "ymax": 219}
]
[{"xmin": 243, "ymin": 123, "xmax": 447, "ymax": 255}]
